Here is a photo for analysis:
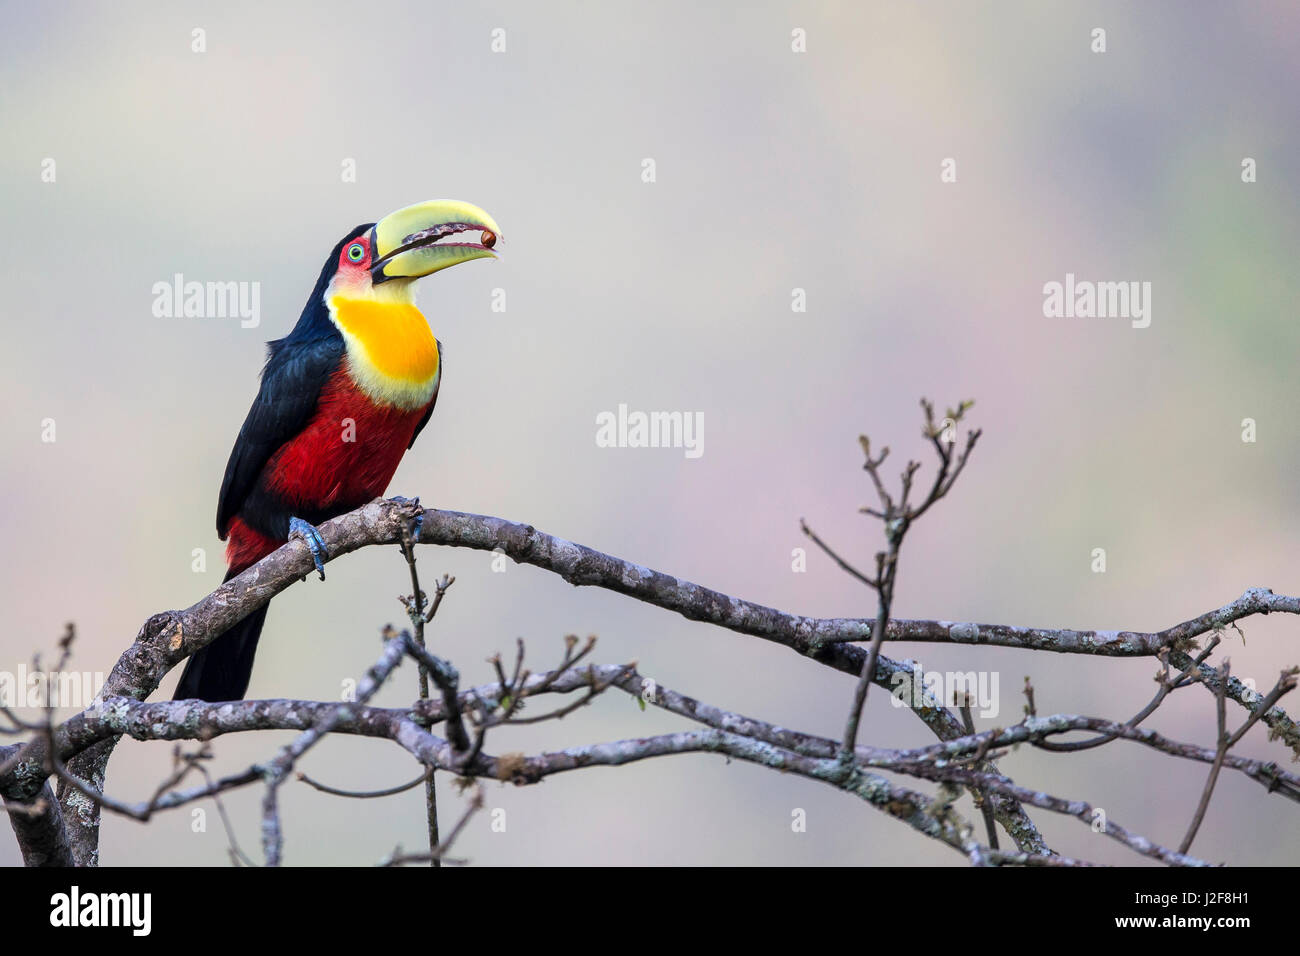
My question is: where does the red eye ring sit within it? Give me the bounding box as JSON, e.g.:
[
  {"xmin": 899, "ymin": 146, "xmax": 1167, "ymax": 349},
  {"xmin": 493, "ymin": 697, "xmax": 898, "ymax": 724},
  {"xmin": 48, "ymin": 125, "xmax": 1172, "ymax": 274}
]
[{"xmin": 345, "ymin": 241, "xmax": 366, "ymax": 263}]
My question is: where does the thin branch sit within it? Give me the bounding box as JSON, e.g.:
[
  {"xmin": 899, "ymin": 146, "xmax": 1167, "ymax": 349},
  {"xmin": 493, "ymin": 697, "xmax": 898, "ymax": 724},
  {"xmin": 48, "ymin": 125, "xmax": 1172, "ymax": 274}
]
[
  {"xmin": 297, "ymin": 768, "xmax": 431, "ymax": 799},
  {"xmin": 379, "ymin": 784, "xmax": 484, "ymax": 867},
  {"xmin": 1180, "ymin": 661, "xmax": 1232, "ymax": 854},
  {"xmin": 396, "ymin": 508, "xmax": 451, "ymax": 867}
]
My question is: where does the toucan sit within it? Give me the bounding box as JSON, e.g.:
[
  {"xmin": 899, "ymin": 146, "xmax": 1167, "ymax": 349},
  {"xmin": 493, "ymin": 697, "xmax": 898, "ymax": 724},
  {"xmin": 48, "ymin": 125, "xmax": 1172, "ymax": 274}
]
[{"xmin": 173, "ymin": 200, "xmax": 502, "ymax": 702}]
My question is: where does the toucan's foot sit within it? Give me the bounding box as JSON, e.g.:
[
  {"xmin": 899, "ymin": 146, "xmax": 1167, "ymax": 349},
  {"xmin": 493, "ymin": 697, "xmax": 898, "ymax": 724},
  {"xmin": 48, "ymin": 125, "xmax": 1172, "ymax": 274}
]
[
  {"xmin": 289, "ymin": 517, "xmax": 328, "ymax": 580},
  {"xmin": 391, "ymin": 496, "xmax": 424, "ymax": 540}
]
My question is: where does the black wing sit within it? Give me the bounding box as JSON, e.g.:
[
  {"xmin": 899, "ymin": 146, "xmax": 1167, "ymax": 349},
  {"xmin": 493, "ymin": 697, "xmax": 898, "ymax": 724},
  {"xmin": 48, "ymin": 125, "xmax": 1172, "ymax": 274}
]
[
  {"xmin": 407, "ymin": 337, "xmax": 442, "ymax": 449},
  {"xmin": 216, "ymin": 335, "xmax": 345, "ymax": 538}
]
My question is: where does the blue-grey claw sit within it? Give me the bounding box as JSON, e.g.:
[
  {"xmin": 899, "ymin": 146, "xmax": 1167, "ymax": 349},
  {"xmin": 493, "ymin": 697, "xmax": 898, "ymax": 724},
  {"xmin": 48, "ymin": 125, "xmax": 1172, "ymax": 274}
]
[
  {"xmin": 392, "ymin": 496, "xmax": 424, "ymax": 541},
  {"xmin": 289, "ymin": 517, "xmax": 328, "ymax": 580}
]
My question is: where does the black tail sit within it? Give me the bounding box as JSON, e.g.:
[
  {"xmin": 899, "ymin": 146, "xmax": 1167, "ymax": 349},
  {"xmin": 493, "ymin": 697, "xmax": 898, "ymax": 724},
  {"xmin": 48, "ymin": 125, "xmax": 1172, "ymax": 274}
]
[{"xmin": 173, "ymin": 579, "xmax": 270, "ymax": 701}]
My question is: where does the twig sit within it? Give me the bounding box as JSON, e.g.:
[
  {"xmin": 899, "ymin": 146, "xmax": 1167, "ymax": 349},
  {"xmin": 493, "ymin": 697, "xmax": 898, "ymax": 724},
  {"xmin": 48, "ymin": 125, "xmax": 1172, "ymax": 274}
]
[
  {"xmin": 297, "ymin": 768, "xmax": 431, "ymax": 799},
  {"xmin": 397, "ymin": 506, "xmax": 453, "ymax": 868}
]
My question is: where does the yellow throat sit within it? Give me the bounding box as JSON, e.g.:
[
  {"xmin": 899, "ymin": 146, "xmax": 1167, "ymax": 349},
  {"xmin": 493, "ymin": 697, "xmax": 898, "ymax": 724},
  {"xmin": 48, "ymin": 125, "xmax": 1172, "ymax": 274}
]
[{"xmin": 326, "ymin": 287, "xmax": 441, "ymax": 410}]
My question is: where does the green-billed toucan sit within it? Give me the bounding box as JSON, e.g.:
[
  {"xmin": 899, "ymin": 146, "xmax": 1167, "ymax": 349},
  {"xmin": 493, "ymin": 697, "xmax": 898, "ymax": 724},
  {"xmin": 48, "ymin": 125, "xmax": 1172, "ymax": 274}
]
[{"xmin": 173, "ymin": 200, "xmax": 502, "ymax": 701}]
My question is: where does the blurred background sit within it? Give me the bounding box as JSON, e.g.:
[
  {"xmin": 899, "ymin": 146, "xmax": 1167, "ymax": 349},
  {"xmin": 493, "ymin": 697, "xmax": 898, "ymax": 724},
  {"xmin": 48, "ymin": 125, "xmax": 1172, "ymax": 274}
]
[{"xmin": 2, "ymin": 0, "xmax": 1298, "ymax": 865}]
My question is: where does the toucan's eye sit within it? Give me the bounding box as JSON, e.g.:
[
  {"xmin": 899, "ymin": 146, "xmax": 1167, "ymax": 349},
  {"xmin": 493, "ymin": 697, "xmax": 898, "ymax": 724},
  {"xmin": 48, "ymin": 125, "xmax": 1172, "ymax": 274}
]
[{"xmin": 347, "ymin": 242, "xmax": 366, "ymax": 263}]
